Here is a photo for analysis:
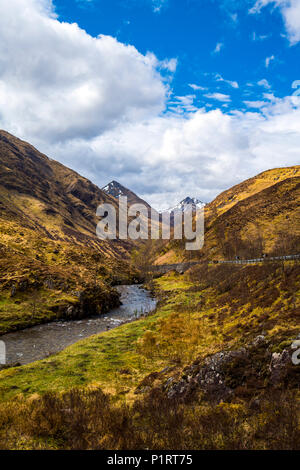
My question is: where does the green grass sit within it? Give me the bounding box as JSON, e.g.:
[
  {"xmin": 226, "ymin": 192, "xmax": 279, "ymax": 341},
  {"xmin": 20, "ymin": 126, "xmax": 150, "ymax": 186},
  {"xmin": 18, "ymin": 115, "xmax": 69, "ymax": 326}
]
[
  {"xmin": 0, "ymin": 273, "xmax": 208, "ymax": 402},
  {"xmin": 0, "ymin": 290, "xmax": 78, "ymax": 334},
  {"xmin": 0, "ymin": 301, "xmax": 176, "ymax": 401},
  {"xmin": 0, "ymin": 265, "xmax": 298, "ymax": 404},
  {"xmin": 0, "ymin": 217, "xmax": 136, "ymax": 334}
]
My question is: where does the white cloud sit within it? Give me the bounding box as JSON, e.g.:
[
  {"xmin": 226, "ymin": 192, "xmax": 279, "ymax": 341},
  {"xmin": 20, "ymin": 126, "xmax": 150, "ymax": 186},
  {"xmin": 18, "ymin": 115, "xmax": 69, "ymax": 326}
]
[
  {"xmin": 250, "ymin": 0, "xmax": 300, "ymax": 44},
  {"xmin": 0, "ymin": 0, "xmax": 170, "ymax": 143},
  {"xmin": 189, "ymin": 84, "xmax": 207, "ymax": 91},
  {"xmin": 265, "ymin": 54, "xmax": 275, "ymax": 67},
  {"xmin": 169, "ymin": 95, "xmax": 198, "ymax": 113},
  {"xmin": 47, "ymin": 95, "xmax": 300, "ymax": 209},
  {"xmin": 204, "ymin": 93, "xmax": 232, "ymax": 102},
  {"xmin": 0, "ymin": 0, "xmax": 300, "ymax": 209},
  {"xmin": 249, "ymin": 0, "xmax": 281, "ymax": 14},
  {"xmin": 258, "ymin": 78, "xmax": 271, "ymax": 88},
  {"xmin": 215, "ymin": 74, "xmax": 239, "ymax": 89},
  {"xmin": 213, "ymin": 42, "xmax": 224, "ymax": 54},
  {"xmin": 244, "ymin": 100, "xmax": 267, "ymax": 108},
  {"xmin": 160, "ymin": 58, "xmax": 178, "ymax": 72},
  {"xmin": 263, "ymin": 92, "xmax": 276, "ymax": 100}
]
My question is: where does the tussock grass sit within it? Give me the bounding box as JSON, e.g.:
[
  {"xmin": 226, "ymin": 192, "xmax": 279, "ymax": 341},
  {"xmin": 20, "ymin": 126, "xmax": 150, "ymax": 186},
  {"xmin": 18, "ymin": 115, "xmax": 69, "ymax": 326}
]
[
  {"xmin": 0, "ymin": 387, "xmax": 299, "ymax": 450},
  {"xmin": 0, "ymin": 262, "xmax": 298, "ymax": 403}
]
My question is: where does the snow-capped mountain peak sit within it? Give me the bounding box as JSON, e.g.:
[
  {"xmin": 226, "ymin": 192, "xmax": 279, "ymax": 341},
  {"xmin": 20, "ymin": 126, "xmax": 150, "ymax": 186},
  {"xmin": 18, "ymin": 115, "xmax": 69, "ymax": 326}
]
[
  {"xmin": 102, "ymin": 181, "xmax": 125, "ymax": 198},
  {"xmin": 163, "ymin": 197, "xmax": 206, "ymax": 214},
  {"xmin": 102, "ymin": 180, "xmax": 152, "ymax": 209}
]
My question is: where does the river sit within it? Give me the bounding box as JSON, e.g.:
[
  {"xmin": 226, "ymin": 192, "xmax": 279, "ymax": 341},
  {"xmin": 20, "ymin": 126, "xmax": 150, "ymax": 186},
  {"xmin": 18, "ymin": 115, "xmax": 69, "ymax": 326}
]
[{"xmin": 1, "ymin": 285, "xmax": 156, "ymax": 366}]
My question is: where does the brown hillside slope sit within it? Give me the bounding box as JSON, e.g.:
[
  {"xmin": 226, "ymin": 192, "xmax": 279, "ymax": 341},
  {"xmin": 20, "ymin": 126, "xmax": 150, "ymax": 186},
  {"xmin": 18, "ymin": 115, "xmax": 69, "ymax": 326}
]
[
  {"xmin": 0, "ymin": 131, "xmax": 137, "ymax": 334},
  {"xmin": 154, "ymin": 166, "xmax": 300, "ymax": 264},
  {"xmin": 102, "ymin": 180, "xmax": 152, "ymax": 211},
  {"xmin": 0, "ymin": 130, "xmax": 129, "ymax": 252},
  {"xmin": 209, "ymin": 166, "xmax": 299, "ymax": 217}
]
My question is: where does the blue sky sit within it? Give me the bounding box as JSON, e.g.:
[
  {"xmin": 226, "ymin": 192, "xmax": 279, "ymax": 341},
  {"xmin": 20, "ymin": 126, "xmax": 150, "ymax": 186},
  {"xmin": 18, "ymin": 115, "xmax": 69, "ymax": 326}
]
[
  {"xmin": 55, "ymin": 0, "xmax": 300, "ymax": 111},
  {"xmin": 0, "ymin": 0, "xmax": 299, "ymax": 208}
]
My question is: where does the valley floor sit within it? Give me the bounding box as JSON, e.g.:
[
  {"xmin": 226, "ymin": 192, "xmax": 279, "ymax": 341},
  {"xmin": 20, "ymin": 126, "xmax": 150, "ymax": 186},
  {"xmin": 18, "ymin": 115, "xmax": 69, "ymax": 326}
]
[{"xmin": 0, "ymin": 261, "xmax": 299, "ymax": 449}]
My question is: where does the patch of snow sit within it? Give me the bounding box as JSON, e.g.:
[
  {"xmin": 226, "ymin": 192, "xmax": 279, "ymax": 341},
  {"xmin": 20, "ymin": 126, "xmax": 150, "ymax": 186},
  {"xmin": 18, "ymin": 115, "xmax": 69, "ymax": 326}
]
[{"xmin": 161, "ymin": 197, "xmax": 206, "ymax": 214}]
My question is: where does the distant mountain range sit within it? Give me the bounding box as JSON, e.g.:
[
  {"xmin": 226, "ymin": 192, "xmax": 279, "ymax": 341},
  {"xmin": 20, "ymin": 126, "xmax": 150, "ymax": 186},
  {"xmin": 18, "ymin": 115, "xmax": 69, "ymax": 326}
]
[
  {"xmin": 0, "ymin": 130, "xmax": 136, "ymax": 333},
  {"xmin": 164, "ymin": 196, "xmax": 206, "ymax": 214},
  {"xmin": 0, "ymin": 130, "xmax": 124, "ymax": 252},
  {"xmin": 102, "ymin": 181, "xmax": 152, "ymax": 211},
  {"xmin": 0, "ymin": 129, "xmax": 299, "ymax": 333},
  {"xmin": 102, "ymin": 181, "xmax": 206, "ymax": 217},
  {"xmin": 153, "ymin": 165, "xmax": 300, "ymax": 265}
]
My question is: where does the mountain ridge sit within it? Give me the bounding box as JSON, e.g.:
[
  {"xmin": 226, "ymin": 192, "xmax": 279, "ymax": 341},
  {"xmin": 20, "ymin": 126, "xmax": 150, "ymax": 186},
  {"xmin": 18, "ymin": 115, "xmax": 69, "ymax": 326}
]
[
  {"xmin": 162, "ymin": 196, "xmax": 206, "ymax": 214},
  {"xmin": 153, "ymin": 165, "xmax": 300, "ymax": 265},
  {"xmin": 0, "ymin": 130, "xmax": 126, "ymax": 251},
  {"xmin": 0, "ymin": 130, "xmax": 137, "ymax": 334},
  {"xmin": 102, "ymin": 180, "xmax": 152, "ymax": 211}
]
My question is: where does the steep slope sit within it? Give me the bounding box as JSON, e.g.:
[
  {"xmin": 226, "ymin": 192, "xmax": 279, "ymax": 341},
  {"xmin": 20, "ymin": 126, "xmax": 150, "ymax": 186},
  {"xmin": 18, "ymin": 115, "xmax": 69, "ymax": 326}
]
[
  {"xmin": 0, "ymin": 131, "xmax": 137, "ymax": 334},
  {"xmin": 205, "ymin": 173, "xmax": 300, "ymax": 260},
  {"xmin": 102, "ymin": 180, "xmax": 152, "ymax": 211},
  {"xmin": 154, "ymin": 166, "xmax": 300, "ymax": 264},
  {"xmin": 102, "ymin": 180, "xmax": 164, "ymax": 242},
  {"xmin": 209, "ymin": 166, "xmax": 299, "ymax": 217},
  {"xmin": 0, "ymin": 131, "xmax": 128, "ymax": 251}
]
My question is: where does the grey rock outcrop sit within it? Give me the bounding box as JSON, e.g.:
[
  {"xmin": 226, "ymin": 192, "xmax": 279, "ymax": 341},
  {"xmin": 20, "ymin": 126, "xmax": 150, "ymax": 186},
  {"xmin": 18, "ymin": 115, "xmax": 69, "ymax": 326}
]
[{"xmin": 166, "ymin": 348, "xmax": 248, "ymax": 403}]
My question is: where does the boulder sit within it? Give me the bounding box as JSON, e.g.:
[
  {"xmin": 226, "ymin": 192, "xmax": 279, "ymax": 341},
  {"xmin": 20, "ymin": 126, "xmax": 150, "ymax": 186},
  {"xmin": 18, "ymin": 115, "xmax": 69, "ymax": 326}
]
[{"xmin": 166, "ymin": 348, "xmax": 248, "ymax": 403}]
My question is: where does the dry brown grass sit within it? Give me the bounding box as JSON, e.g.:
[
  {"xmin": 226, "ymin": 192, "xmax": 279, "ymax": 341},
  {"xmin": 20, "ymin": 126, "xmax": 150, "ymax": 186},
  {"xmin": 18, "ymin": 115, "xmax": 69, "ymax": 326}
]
[{"xmin": 0, "ymin": 387, "xmax": 299, "ymax": 450}]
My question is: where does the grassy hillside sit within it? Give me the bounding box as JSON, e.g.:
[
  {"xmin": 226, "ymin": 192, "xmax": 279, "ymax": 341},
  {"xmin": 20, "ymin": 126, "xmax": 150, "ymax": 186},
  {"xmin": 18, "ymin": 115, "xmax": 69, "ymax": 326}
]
[
  {"xmin": 0, "ymin": 130, "xmax": 127, "ymax": 246},
  {"xmin": 0, "ymin": 141, "xmax": 299, "ymax": 449},
  {"xmin": 0, "ymin": 259, "xmax": 299, "ymax": 448},
  {"xmin": 1, "ymin": 260, "xmax": 298, "ymax": 399},
  {"xmin": 154, "ymin": 166, "xmax": 300, "ymax": 265},
  {"xmin": 0, "ymin": 131, "xmax": 136, "ymax": 333}
]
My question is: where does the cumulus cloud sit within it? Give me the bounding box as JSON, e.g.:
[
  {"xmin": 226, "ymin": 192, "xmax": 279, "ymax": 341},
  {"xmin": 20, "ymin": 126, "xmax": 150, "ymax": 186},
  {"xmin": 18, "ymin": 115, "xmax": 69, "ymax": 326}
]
[
  {"xmin": 0, "ymin": 0, "xmax": 300, "ymax": 210},
  {"xmin": 215, "ymin": 74, "xmax": 239, "ymax": 89},
  {"xmin": 263, "ymin": 92, "xmax": 276, "ymax": 100},
  {"xmin": 250, "ymin": 0, "xmax": 300, "ymax": 44},
  {"xmin": 0, "ymin": 0, "xmax": 169, "ymax": 143},
  {"xmin": 244, "ymin": 100, "xmax": 267, "ymax": 108},
  {"xmin": 204, "ymin": 92, "xmax": 232, "ymax": 102},
  {"xmin": 189, "ymin": 84, "xmax": 207, "ymax": 91},
  {"xmin": 170, "ymin": 95, "xmax": 198, "ymax": 113},
  {"xmin": 46, "ymin": 95, "xmax": 300, "ymax": 209},
  {"xmin": 258, "ymin": 78, "xmax": 272, "ymax": 88}
]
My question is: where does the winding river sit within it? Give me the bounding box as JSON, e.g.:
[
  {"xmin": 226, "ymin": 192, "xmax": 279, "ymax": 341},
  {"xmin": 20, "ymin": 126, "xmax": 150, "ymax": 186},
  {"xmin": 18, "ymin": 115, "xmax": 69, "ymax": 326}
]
[{"xmin": 1, "ymin": 285, "xmax": 156, "ymax": 366}]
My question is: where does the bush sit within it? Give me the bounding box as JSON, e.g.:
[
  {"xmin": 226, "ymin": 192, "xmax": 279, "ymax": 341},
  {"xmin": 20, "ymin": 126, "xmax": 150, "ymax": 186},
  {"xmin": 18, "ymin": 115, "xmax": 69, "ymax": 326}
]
[{"xmin": 1, "ymin": 387, "xmax": 299, "ymax": 450}]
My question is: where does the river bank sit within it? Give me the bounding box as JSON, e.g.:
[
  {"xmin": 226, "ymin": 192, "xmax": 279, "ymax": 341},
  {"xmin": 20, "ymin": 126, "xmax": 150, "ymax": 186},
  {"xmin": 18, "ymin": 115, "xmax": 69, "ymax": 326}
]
[{"xmin": 0, "ymin": 285, "xmax": 157, "ymax": 366}]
